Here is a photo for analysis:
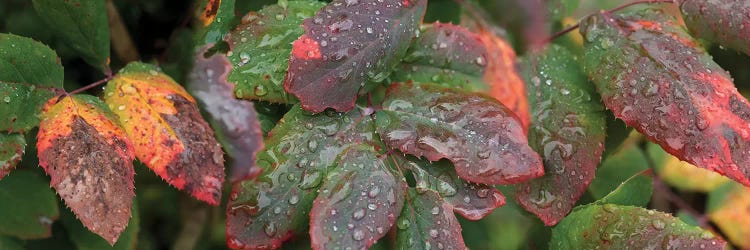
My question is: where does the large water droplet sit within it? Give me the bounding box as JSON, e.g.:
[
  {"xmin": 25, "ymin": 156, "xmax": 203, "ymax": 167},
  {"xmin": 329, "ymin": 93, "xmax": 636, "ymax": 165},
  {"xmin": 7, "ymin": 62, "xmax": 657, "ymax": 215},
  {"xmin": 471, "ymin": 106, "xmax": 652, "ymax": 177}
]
[
  {"xmin": 352, "ymin": 208, "xmax": 366, "ymax": 220},
  {"xmin": 652, "ymin": 220, "xmax": 665, "ymax": 230},
  {"xmin": 264, "ymin": 222, "xmax": 276, "ymax": 237},
  {"xmin": 352, "ymin": 228, "xmax": 365, "ymax": 241}
]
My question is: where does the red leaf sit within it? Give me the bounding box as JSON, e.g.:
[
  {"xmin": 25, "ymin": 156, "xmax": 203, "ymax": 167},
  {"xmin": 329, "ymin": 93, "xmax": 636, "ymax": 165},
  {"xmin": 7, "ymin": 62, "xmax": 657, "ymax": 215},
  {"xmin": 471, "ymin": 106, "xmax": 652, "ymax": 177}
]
[
  {"xmin": 284, "ymin": 0, "xmax": 427, "ymax": 113},
  {"xmin": 679, "ymin": 0, "xmax": 750, "ymax": 56}
]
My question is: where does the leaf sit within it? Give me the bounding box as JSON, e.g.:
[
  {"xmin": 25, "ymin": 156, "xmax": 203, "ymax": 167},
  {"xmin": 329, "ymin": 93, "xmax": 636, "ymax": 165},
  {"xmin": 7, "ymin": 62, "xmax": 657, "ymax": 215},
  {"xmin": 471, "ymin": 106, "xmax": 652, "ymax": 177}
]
[
  {"xmin": 395, "ymin": 156, "xmax": 505, "ymax": 220},
  {"xmin": 646, "ymin": 142, "xmax": 730, "ymax": 192},
  {"xmin": 226, "ymin": 105, "xmax": 377, "ymax": 249},
  {"xmin": 31, "ymin": 0, "xmax": 110, "ymax": 71},
  {"xmin": 0, "ymin": 236, "xmax": 23, "ymax": 250},
  {"xmin": 707, "ymin": 183, "xmax": 750, "ymax": 248},
  {"xmin": 547, "ymin": 0, "xmax": 579, "ymax": 21},
  {"xmin": 588, "ymin": 144, "xmax": 649, "ymax": 200},
  {"xmin": 679, "ymin": 0, "xmax": 750, "ymax": 56},
  {"xmin": 395, "ymin": 189, "xmax": 466, "ymax": 250},
  {"xmin": 226, "ymin": 0, "xmax": 325, "ymax": 103},
  {"xmin": 0, "ymin": 33, "xmax": 63, "ymax": 132},
  {"xmin": 375, "ymin": 82, "xmax": 543, "ymax": 185},
  {"xmin": 514, "ymin": 44, "xmax": 606, "ymax": 226},
  {"xmin": 310, "ymin": 145, "xmax": 404, "ymax": 249},
  {"xmin": 195, "ymin": 0, "xmax": 236, "ymax": 47},
  {"xmin": 103, "ymin": 62, "xmax": 225, "ymax": 205},
  {"xmin": 37, "ymin": 95, "xmax": 135, "ymax": 245},
  {"xmin": 590, "ymin": 170, "xmax": 653, "ymax": 208},
  {"xmin": 0, "ymin": 133, "xmax": 25, "ymax": 180},
  {"xmin": 188, "ymin": 48, "xmax": 264, "ymax": 183},
  {"xmin": 284, "ymin": 0, "xmax": 427, "ymax": 113},
  {"xmin": 0, "ymin": 171, "xmax": 59, "ymax": 239},
  {"xmin": 580, "ymin": 9, "xmax": 750, "ymax": 187},
  {"xmin": 551, "ymin": 204, "xmax": 726, "ymax": 249},
  {"xmin": 61, "ymin": 199, "xmax": 139, "ymax": 249}
]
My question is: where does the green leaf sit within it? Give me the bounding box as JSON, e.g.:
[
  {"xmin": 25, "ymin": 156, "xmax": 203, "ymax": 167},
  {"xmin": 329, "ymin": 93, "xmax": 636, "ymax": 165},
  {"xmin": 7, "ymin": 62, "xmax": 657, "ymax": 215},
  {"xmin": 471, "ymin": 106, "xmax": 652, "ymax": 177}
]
[
  {"xmin": 31, "ymin": 0, "xmax": 110, "ymax": 71},
  {"xmin": 226, "ymin": 105, "xmax": 378, "ymax": 249},
  {"xmin": 61, "ymin": 199, "xmax": 139, "ymax": 249},
  {"xmin": 309, "ymin": 145, "xmax": 405, "ymax": 249},
  {"xmin": 395, "ymin": 189, "xmax": 465, "ymax": 250},
  {"xmin": 226, "ymin": 1, "xmax": 325, "ymax": 103},
  {"xmin": 588, "ymin": 144, "xmax": 649, "ymax": 200},
  {"xmin": 590, "ymin": 170, "xmax": 653, "ymax": 208},
  {"xmin": 551, "ymin": 204, "xmax": 725, "ymax": 249},
  {"xmin": 547, "ymin": 0, "xmax": 579, "ymax": 21},
  {"xmin": 0, "ymin": 235, "xmax": 24, "ymax": 250},
  {"xmin": 375, "ymin": 82, "xmax": 543, "ymax": 185},
  {"xmin": 0, "ymin": 133, "xmax": 25, "ymax": 180},
  {"xmin": 514, "ymin": 44, "xmax": 606, "ymax": 226},
  {"xmin": 0, "ymin": 33, "xmax": 63, "ymax": 132},
  {"xmin": 194, "ymin": 0, "xmax": 236, "ymax": 47},
  {"xmin": 0, "ymin": 171, "xmax": 59, "ymax": 239}
]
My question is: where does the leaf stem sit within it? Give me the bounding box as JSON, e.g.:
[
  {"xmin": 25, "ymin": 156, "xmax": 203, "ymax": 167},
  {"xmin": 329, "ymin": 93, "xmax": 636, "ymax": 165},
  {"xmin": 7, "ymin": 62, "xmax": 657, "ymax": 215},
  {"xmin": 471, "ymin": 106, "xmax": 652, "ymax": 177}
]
[
  {"xmin": 66, "ymin": 75, "xmax": 115, "ymax": 96},
  {"xmin": 652, "ymin": 175, "xmax": 713, "ymax": 229}
]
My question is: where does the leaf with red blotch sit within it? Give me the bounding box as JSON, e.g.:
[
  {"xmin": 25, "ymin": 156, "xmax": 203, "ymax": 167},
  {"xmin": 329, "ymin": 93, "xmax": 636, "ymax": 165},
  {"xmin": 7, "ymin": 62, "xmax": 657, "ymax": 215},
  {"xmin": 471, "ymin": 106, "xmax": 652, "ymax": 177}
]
[
  {"xmin": 0, "ymin": 133, "xmax": 25, "ymax": 180},
  {"xmin": 284, "ymin": 0, "xmax": 427, "ymax": 113},
  {"xmin": 37, "ymin": 94, "xmax": 135, "ymax": 245},
  {"xmin": 514, "ymin": 44, "xmax": 606, "ymax": 226},
  {"xmin": 103, "ymin": 62, "xmax": 225, "ymax": 205},
  {"xmin": 310, "ymin": 145, "xmax": 404, "ymax": 250},
  {"xmin": 395, "ymin": 189, "xmax": 466, "ymax": 250},
  {"xmin": 679, "ymin": 0, "xmax": 750, "ymax": 56},
  {"xmin": 375, "ymin": 82, "xmax": 543, "ymax": 185},
  {"xmin": 187, "ymin": 47, "xmax": 264, "ymax": 183},
  {"xmin": 580, "ymin": 9, "xmax": 750, "ymax": 187}
]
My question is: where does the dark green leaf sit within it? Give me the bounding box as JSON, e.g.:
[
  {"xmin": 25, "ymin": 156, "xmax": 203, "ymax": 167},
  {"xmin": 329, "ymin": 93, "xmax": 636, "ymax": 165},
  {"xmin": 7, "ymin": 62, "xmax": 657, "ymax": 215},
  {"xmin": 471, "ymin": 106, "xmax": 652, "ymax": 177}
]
[
  {"xmin": 588, "ymin": 144, "xmax": 649, "ymax": 200},
  {"xmin": 0, "ymin": 235, "xmax": 23, "ymax": 250},
  {"xmin": 194, "ymin": 0, "xmax": 236, "ymax": 47},
  {"xmin": 602, "ymin": 111, "xmax": 631, "ymax": 157},
  {"xmin": 0, "ymin": 133, "xmax": 24, "ymax": 180},
  {"xmin": 679, "ymin": 0, "xmax": 750, "ymax": 56},
  {"xmin": 61, "ymin": 199, "xmax": 139, "ymax": 249},
  {"xmin": 31, "ymin": 0, "xmax": 109, "ymax": 71},
  {"xmin": 590, "ymin": 170, "xmax": 653, "ymax": 208},
  {"xmin": 0, "ymin": 171, "xmax": 59, "ymax": 239},
  {"xmin": 395, "ymin": 189, "xmax": 465, "ymax": 249}
]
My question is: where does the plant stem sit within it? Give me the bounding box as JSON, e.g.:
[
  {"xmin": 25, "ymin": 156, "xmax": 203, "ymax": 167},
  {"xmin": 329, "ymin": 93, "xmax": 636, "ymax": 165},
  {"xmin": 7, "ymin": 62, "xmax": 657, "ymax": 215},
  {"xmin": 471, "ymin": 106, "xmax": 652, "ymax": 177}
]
[
  {"xmin": 66, "ymin": 75, "xmax": 115, "ymax": 96},
  {"xmin": 652, "ymin": 176, "xmax": 713, "ymax": 229}
]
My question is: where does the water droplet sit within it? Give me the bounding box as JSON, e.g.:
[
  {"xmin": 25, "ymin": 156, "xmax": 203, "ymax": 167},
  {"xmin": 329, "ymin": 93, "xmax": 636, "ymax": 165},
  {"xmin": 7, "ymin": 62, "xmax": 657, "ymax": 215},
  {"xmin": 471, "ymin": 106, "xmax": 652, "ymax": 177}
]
[
  {"xmin": 353, "ymin": 229, "xmax": 365, "ymax": 241},
  {"xmin": 254, "ymin": 85, "xmax": 268, "ymax": 96},
  {"xmin": 463, "ymin": 196, "xmax": 471, "ymax": 203},
  {"xmin": 367, "ymin": 203, "xmax": 377, "ymax": 210},
  {"xmin": 352, "ymin": 208, "xmax": 366, "ymax": 220},
  {"xmin": 476, "ymin": 188, "xmax": 491, "ymax": 198},
  {"xmin": 307, "ymin": 140, "xmax": 318, "ymax": 151},
  {"xmin": 652, "ymin": 220, "xmax": 665, "ymax": 230},
  {"xmin": 397, "ymin": 217, "xmax": 410, "ymax": 229},
  {"xmin": 117, "ymin": 105, "xmax": 126, "ymax": 111},
  {"xmin": 368, "ymin": 186, "xmax": 380, "ymax": 198},
  {"xmin": 2, "ymin": 96, "xmax": 10, "ymax": 103},
  {"xmin": 696, "ymin": 118, "xmax": 708, "ymax": 130},
  {"xmin": 288, "ymin": 195, "xmax": 299, "ymax": 205},
  {"xmin": 300, "ymin": 171, "xmax": 324, "ymax": 189},
  {"xmin": 345, "ymin": 0, "xmax": 358, "ymax": 6},
  {"xmin": 429, "ymin": 229, "xmax": 439, "ymax": 238},
  {"xmin": 273, "ymin": 207, "xmax": 282, "ymax": 214},
  {"xmin": 477, "ymin": 150, "xmax": 491, "ymax": 159},
  {"xmin": 437, "ymin": 182, "xmax": 456, "ymax": 197},
  {"xmin": 431, "ymin": 206, "xmax": 440, "ymax": 215},
  {"xmin": 475, "ymin": 56, "xmax": 486, "ymax": 66},
  {"xmin": 264, "ymin": 222, "xmax": 276, "ymax": 236}
]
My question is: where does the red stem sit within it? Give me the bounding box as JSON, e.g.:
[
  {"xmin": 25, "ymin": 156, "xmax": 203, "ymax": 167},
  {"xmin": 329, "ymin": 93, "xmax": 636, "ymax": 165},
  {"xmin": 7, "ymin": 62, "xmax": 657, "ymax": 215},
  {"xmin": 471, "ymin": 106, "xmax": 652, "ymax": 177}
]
[
  {"xmin": 66, "ymin": 75, "xmax": 115, "ymax": 96},
  {"xmin": 652, "ymin": 176, "xmax": 713, "ymax": 229}
]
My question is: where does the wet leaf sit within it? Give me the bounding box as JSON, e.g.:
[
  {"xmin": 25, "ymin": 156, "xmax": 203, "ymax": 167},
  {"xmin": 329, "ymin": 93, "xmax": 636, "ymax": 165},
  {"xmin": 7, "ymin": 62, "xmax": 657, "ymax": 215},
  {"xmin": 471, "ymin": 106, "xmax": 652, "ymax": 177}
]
[
  {"xmin": 0, "ymin": 133, "xmax": 25, "ymax": 180},
  {"xmin": 227, "ymin": 1, "xmax": 325, "ymax": 103},
  {"xmin": 226, "ymin": 105, "xmax": 377, "ymax": 249},
  {"xmin": 284, "ymin": 0, "xmax": 427, "ymax": 113},
  {"xmin": 0, "ymin": 33, "xmax": 63, "ymax": 132},
  {"xmin": 103, "ymin": 62, "xmax": 225, "ymax": 205},
  {"xmin": 310, "ymin": 145, "xmax": 404, "ymax": 249},
  {"xmin": 195, "ymin": 0, "xmax": 236, "ymax": 46},
  {"xmin": 515, "ymin": 44, "xmax": 606, "ymax": 226},
  {"xmin": 708, "ymin": 183, "xmax": 750, "ymax": 248},
  {"xmin": 394, "ymin": 155, "xmax": 505, "ymax": 220},
  {"xmin": 395, "ymin": 189, "xmax": 466, "ymax": 250},
  {"xmin": 31, "ymin": 0, "xmax": 110, "ymax": 71},
  {"xmin": 679, "ymin": 0, "xmax": 750, "ymax": 56},
  {"xmin": 590, "ymin": 170, "xmax": 653, "ymax": 208},
  {"xmin": 188, "ymin": 48, "xmax": 264, "ymax": 183},
  {"xmin": 647, "ymin": 142, "xmax": 730, "ymax": 192},
  {"xmin": 580, "ymin": 9, "xmax": 750, "ymax": 187},
  {"xmin": 588, "ymin": 144, "xmax": 649, "ymax": 202},
  {"xmin": 37, "ymin": 95, "xmax": 135, "ymax": 245},
  {"xmin": 61, "ymin": 199, "xmax": 139, "ymax": 249},
  {"xmin": 375, "ymin": 82, "xmax": 543, "ymax": 185},
  {"xmin": 551, "ymin": 204, "xmax": 726, "ymax": 249},
  {"xmin": 0, "ymin": 171, "xmax": 59, "ymax": 239}
]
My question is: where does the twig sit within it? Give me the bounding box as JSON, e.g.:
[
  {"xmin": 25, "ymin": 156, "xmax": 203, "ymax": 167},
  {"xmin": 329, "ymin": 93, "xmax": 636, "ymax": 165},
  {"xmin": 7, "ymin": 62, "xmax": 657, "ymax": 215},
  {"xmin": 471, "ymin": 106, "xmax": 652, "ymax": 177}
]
[
  {"xmin": 66, "ymin": 75, "xmax": 115, "ymax": 96},
  {"xmin": 652, "ymin": 176, "xmax": 713, "ymax": 229}
]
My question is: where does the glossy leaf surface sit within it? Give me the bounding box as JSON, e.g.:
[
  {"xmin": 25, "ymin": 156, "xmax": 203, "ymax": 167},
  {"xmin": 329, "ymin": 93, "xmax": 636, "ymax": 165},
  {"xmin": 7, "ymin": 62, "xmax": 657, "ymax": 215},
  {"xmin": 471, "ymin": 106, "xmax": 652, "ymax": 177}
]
[
  {"xmin": 395, "ymin": 189, "xmax": 466, "ymax": 250},
  {"xmin": 552, "ymin": 204, "xmax": 725, "ymax": 249},
  {"xmin": 679, "ymin": 0, "xmax": 750, "ymax": 56},
  {"xmin": 31, "ymin": 0, "xmax": 110, "ymax": 71},
  {"xmin": 104, "ymin": 62, "xmax": 225, "ymax": 205},
  {"xmin": 708, "ymin": 184, "xmax": 750, "ymax": 248},
  {"xmin": 284, "ymin": 0, "xmax": 427, "ymax": 112},
  {"xmin": 37, "ymin": 95, "xmax": 135, "ymax": 245},
  {"xmin": 581, "ymin": 9, "xmax": 750, "ymax": 187},
  {"xmin": 0, "ymin": 171, "xmax": 59, "ymax": 239},
  {"xmin": 375, "ymin": 82, "xmax": 543, "ymax": 185},
  {"xmin": 0, "ymin": 33, "xmax": 63, "ymax": 132},
  {"xmin": 0, "ymin": 133, "xmax": 24, "ymax": 180},
  {"xmin": 227, "ymin": 1, "xmax": 324, "ymax": 103}
]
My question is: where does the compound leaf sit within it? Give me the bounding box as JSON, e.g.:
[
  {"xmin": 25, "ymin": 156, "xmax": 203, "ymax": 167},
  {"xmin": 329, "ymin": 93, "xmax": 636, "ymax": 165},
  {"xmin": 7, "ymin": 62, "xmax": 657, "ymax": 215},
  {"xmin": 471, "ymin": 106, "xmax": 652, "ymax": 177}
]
[
  {"xmin": 0, "ymin": 133, "xmax": 24, "ymax": 180},
  {"xmin": 395, "ymin": 189, "xmax": 465, "ymax": 250},
  {"xmin": 679, "ymin": 0, "xmax": 750, "ymax": 56},
  {"xmin": 37, "ymin": 95, "xmax": 135, "ymax": 245},
  {"xmin": 284, "ymin": 0, "xmax": 427, "ymax": 113},
  {"xmin": 103, "ymin": 62, "xmax": 225, "ymax": 205},
  {"xmin": 0, "ymin": 171, "xmax": 59, "ymax": 239}
]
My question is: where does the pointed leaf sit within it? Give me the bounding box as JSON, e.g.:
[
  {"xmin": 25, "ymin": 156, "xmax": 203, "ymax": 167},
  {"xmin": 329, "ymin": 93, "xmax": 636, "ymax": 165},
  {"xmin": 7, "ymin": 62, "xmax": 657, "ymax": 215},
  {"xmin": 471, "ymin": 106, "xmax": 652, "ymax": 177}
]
[
  {"xmin": 0, "ymin": 133, "xmax": 25, "ymax": 180},
  {"xmin": 514, "ymin": 44, "xmax": 606, "ymax": 226},
  {"xmin": 61, "ymin": 199, "xmax": 139, "ymax": 249},
  {"xmin": 284, "ymin": 0, "xmax": 427, "ymax": 113},
  {"xmin": 310, "ymin": 145, "xmax": 404, "ymax": 249},
  {"xmin": 188, "ymin": 49, "xmax": 264, "ymax": 183},
  {"xmin": 679, "ymin": 0, "xmax": 750, "ymax": 56},
  {"xmin": 226, "ymin": 105, "xmax": 377, "ymax": 249},
  {"xmin": 591, "ymin": 170, "xmax": 653, "ymax": 208},
  {"xmin": 226, "ymin": 1, "xmax": 325, "ymax": 103},
  {"xmin": 195, "ymin": 0, "xmax": 236, "ymax": 47},
  {"xmin": 395, "ymin": 189, "xmax": 466, "ymax": 250},
  {"xmin": 708, "ymin": 183, "xmax": 750, "ymax": 248},
  {"xmin": 0, "ymin": 171, "xmax": 59, "ymax": 239},
  {"xmin": 580, "ymin": 9, "xmax": 750, "ymax": 187},
  {"xmin": 551, "ymin": 204, "xmax": 726, "ymax": 249},
  {"xmin": 375, "ymin": 82, "xmax": 543, "ymax": 185},
  {"xmin": 0, "ymin": 33, "xmax": 63, "ymax": 132},
  {"xmin": 647, "ymin": 142, "xmax": 729, "ymax": 192},
  {"xmin": 37, "ymin": 95, "xmax": 135, "ymax": 245},
  {"xmin": 103, "ymin": 62, "xmax": 225, "ymax": 205},
  {"xmin": 31, "ymin": 0, "xmax": 110, "ymax": 71},
  {"xmin": 588, "ymin": 144, "xmax": 649, "ymax": 200}
]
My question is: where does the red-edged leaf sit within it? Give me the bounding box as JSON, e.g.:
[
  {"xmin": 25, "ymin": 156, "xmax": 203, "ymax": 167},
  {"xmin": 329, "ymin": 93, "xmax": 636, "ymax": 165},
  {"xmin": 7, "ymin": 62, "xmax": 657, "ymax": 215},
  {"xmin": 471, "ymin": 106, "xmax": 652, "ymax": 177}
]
[
  {"xmin": 284, "ymin": 0, "xmax": 427, "ymax": 113},
  {"xmin": 103, "ymin": 62, "xmax": 225, "ymax": 205},
  {"xmin": 395, "ymin": 189, "xmax": 466, "ymax": 250},
  {"xmin": 581, "ymin": 9, "xmax": 750, "ymax": 187},
  {"xmin": 0, "ymin": 133, "xmax": 25, "ymax": 180},
  {"xmin": 679, "ymin": 0, "xmax": 750, "ymax": 56},
  {"xmin": 188, "ymin": 47, "xmax": 264, "ymax": 183},
  {"xmin": 310, "ymin": 145, "xmax": 404, "ymax": 249},
  {"xmin": 514, "ymin": 45, "xmax": 606, "ymax": 226},
  {"xmin": 374, "ymin": 82, "xmax": 543, "ymax": 185},
  {"xmin": 37, "ymin": 95, "xmax": 134, "ymax": 245}
]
